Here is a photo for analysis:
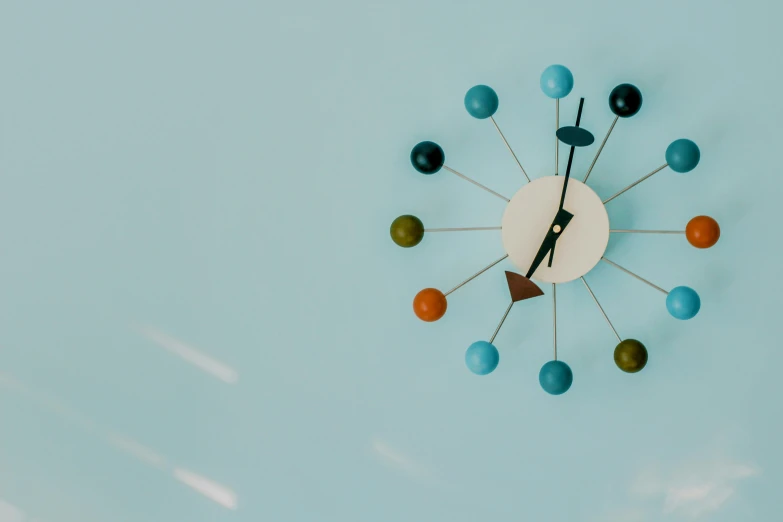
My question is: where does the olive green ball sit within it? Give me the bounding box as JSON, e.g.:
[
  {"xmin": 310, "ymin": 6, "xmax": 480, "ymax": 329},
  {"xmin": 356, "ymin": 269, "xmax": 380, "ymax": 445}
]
[
  {"xmin": 614, "ymin": 339, "xmax": 648, "ymax": 373},
  {"xmin": 390, "ymin": 215, "xmax": 424, "ymax": 247}
]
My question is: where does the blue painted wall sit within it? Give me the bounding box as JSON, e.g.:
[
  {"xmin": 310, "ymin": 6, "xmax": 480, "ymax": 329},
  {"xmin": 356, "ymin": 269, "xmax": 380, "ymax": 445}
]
[{"xmin": 0, "ymin": 1, "xmax": 779, "ymax": 521}]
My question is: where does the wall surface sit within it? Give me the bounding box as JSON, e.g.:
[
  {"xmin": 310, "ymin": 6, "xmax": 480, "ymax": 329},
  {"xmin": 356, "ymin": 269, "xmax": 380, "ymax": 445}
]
[{"xmin": 0, "ymin": 1, "xmax": 780, "ymax": 521}]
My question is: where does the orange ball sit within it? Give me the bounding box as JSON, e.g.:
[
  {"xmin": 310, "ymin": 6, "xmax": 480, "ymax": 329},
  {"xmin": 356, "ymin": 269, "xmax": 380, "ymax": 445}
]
[
  {"xmin": 413, "ymin": 288, "xmax": 447, "ymax": 322},
  {"xmin": 686, "ymin": 216, "xmax": 720, "ymax": 248}
]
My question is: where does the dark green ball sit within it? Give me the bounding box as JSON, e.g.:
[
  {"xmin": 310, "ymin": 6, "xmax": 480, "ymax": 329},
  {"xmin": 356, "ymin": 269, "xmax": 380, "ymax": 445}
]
[
  {"xmin": 609, "ymin": 84, "xmax": 643, "ymax": 118},
  {"xmin": 410, "ymin": 141, "xmax": 444, "ymax": 174},
  {"xmin": 390, "ymin": 215, "xmax": 424, "ymax": 247},
  {"xmin": 614, "ymin": 339, "xmax": 648, "ymax": 373}
]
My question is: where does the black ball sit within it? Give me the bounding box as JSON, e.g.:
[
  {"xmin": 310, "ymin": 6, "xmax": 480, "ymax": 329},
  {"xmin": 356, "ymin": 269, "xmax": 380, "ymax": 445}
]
[
  {"xmin": 410, "ymin": 141, "xmax": 445, "ymax": 175},
  {"xmin": 609, "ymin": 84, "xmax": 643, "ymax": 118}
]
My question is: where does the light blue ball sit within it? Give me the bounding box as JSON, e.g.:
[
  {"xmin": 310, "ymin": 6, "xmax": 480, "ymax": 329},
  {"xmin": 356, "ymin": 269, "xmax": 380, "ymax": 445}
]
[
  {"xmin": 538, "ymin": 360, "xmax": 573, "ymax": 395},
  {"xmin": 666, "ymin": 286, "xmax": 701, "ymax": 320},
  {"xmin": 540, "ymin": 65, "xmax": 574, "ymax": 99},
  {"xmin": 464, "ymin": 85, "xmax": 499, "ymax": 119},
  {"xmin": 665, "ymin": 139, "xmax": 701, "ymax": 173},
  {"xmin": 465, "ymin": 341, "xmax": 499, "ymax": 375}
]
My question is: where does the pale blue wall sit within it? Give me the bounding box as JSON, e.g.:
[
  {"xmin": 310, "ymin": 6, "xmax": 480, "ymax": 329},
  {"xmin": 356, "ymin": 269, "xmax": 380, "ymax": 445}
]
[{"xmin": 0, "ymin": 1, "xmax": 779, "ymax": 521}]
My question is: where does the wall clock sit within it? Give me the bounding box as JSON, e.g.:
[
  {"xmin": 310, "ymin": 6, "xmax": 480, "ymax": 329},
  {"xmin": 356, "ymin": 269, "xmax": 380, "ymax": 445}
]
[{"xmin": 391, "ymin": 64, "xmax": 720, "ymax": 395}]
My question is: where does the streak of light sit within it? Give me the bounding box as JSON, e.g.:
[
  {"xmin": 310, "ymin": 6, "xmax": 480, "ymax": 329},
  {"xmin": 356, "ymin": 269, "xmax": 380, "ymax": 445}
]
[
  {"xmin": 0, "ymin": 498, "xmax": 25, "ymax": 522},
  {"xmin": 139, "ymin": 326, "xmax": 239, "ymax": 384},
  {"xmin": 106, "ymin": 433, "xmax": 167, "ymax": 470},
  {"xmin": 1, "ymin": 372, "xmax": 238, "ymax": 510},
  {"xmin": 371, "ymin": 437, "xmax": 431, "ymax": 482},
  {"xmin": 173, "ymin": 468, "xmax": 238, "ymax": 510}
]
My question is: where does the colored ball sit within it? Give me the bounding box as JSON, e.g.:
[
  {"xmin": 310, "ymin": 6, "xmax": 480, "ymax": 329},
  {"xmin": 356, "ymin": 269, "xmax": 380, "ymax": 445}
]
[
  {"xmin": 413, "ymin": 288, "xmax": 447, "ymax": 322},
  {"xmin": 464, "ymin": 85, "xmax": 499, "ymax": 119},
  {"xmin": 465, "ymin": 341, "xmax": 500, "ymax": 375},
  {"xmin": 666, "ymin": 286, "xmax": 701, "ymax": 320},
  {"xmin": 608, "ymin": 84, "xmax": 643, "ymax": 117},
  {"xmin": 538, "ymin": 360, "xmax": 573, "ymax": 395},
  {"xmin": 686, "ymin": 216, "xmax": 720, "ymax": 248},
  {"xmin": 410, "ymin": 141, "xmax": 445, "ymax": 175},
  {"xmin": 614, "ymin": 339, "xmax": 648, "ymax": 373},
  {"xmin": 540, "ymin": 65, "xmax": 574, "ymax": 99},
  {"xmin": 665, "ymin": 139, "xmax": 700, "ymax": 173},
  {"xmin": 390, "ymin": 215, "xmax": 424, "ymax": 248}
]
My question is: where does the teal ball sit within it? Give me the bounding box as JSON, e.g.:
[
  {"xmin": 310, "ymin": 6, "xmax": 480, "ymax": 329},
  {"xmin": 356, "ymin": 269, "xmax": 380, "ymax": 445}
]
[
  {"xmin": 465, "ymin": 341, "xmax": 499, "ymax": 375},
  {"xmin": 666, "ymin": 286, "xmax": 701, "ymax": 320},
  {"xmin": 666, "ymin": 139, "xmax": 700, "ymax": 173},
  {"xmin": 464, "ymin": 85, "xmax": 499, "ymax": 119},
  {"xmin": 540, "ymin": 65, "xmax": 574, "ymax": 99},
  {"xmin": 539, "ymin": 360, "xmax": 573, "ymax": 395}
]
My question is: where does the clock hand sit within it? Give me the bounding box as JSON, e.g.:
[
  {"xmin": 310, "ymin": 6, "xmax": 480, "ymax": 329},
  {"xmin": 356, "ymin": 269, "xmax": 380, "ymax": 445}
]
[
  {"xmin": 549, "ymin": 97, "xmax": 585, "ymax": 268},
  {"xmin": 557, "ymin": 97, "xmax": 584, "ymax": 210},
  {"xmin": 547, "ymin": 143, "xmax": 577, "ymax": 268},
  {"xmin": 546, "ymin": 235, "xmax": 558, "ymax": 269},
  {"xmin": 526, "ymin": 208, "xmax": 574, "ymax": 279}
]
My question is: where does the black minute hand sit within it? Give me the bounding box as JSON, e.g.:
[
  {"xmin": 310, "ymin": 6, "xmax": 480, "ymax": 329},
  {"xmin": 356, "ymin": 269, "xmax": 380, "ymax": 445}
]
[
  {"xmin": 558, "ymin": 97, "xmax": 585, "ymax": 209},
  {"xmin": 549, "ymin": 97, "xmax": 585, "ymax": 267}
]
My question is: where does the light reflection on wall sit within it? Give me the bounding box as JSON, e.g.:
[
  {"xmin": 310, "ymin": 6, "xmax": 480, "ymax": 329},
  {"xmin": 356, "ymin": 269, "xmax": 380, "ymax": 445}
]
[
  {"xmin": 0, "ymin": 498, "xmax": 25, "ymax": 522},
  {"xmin": 0, "ymin": 373, "xmax": 238, "ymax": 511},
  {"xmin": 138, "ymin": 326, "xmax": 239, "ymax": 384}
]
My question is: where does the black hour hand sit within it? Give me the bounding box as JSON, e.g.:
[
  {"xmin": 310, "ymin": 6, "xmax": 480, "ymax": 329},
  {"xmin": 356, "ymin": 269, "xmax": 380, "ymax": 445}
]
[{"xmin": 525, "ymin": 209, "xmax": 573, "ymax": 279}]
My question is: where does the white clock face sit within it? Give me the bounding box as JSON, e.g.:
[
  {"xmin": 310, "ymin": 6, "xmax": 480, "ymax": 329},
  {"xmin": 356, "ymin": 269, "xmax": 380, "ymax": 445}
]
[{"xmin": 501, "ymin": 176, "xmax": 609, "ymax": 283}]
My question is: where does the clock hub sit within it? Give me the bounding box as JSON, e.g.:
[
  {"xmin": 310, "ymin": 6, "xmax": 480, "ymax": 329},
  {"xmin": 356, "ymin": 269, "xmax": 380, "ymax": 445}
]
[{"xmin": 501, "ymin": 176, "xmax": 609, "ymax": 283}]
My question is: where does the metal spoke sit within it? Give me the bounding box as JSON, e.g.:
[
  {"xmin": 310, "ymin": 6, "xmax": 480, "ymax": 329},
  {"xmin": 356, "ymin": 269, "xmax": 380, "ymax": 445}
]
[
  {"xmin": 603, "ymin": 164, "xmax": 668, "ymax": 204},
  {"xmin": 442, "ymin": 165, "xmax": 510, "ymax": 202},
  {"xmin": 490, "ymin": 116, "xmax": 530, "ymax": 182},
  {"xmin": 490, "ymin": 301, "xmax": 514, "ymax": 344},
  {"xmin": 581, "ymin": 277, "xmax": 621, "ymax": 342},
  {"xmin": 444, "ymin": 254, "xmax": 509, "ymax": 296},
  {"xmin": 601, "ymin": 257, "xmax": 668, "ymax": 294},
  {"xmin": 583, "ymin": 115, "xmax": 619, "ymax": 183}
]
